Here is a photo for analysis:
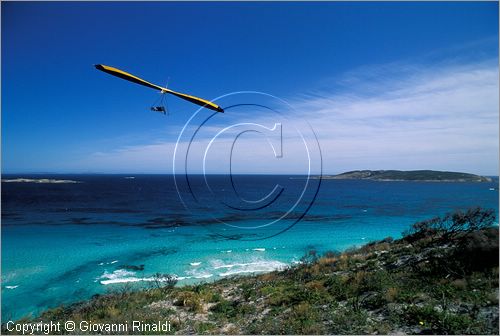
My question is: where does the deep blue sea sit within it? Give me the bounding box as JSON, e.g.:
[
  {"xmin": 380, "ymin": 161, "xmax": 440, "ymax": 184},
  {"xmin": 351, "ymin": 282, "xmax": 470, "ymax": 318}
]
[{"xmin": 1, "ymin": 174, "xmax": 499, "ymax": 321}]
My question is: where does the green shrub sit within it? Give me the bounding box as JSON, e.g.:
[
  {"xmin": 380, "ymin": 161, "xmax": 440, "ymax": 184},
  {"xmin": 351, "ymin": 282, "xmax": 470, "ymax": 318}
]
[
  {"xmin": 210, "ymin": 300, "xmax": 238, "ymax": 318},
  {"xmin": 174, "ymin": 291, "xmax": 203, "ymax": 313},
  {"xmin": 283, "ymin": 302, "xmax": 324, "ymax": 334},
  {"xmin": 325, "ymin": 275, "xmax": 349, "ymax": 300},
  {"xmin": 329, "ymin": 307, "xmax": 370, "ymax": 334}
]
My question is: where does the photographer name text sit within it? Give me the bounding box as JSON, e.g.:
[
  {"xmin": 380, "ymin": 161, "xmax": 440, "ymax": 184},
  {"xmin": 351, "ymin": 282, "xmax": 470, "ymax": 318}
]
[{"xmin": 5, "ymin": 320, "xmax": 172, "ymax": 334}]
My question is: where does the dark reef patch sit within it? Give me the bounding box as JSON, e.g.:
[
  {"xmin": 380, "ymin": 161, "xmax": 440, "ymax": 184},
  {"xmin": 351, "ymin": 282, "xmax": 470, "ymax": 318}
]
[{"xmin": 121, "ymin": 264, "xmax": 145, "ymax": 271}]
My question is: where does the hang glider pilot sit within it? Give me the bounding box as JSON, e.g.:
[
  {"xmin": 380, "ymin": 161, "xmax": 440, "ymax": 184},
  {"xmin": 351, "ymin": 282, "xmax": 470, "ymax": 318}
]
[{"xmin": 151, "ymin": 106, "xmax": 166, "ymax": 114}]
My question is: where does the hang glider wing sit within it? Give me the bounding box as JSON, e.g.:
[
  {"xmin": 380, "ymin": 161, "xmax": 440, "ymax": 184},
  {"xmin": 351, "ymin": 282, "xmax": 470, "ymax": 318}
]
[{"xmin": 95, "ymin": 64, "xmax": 223, "ymax": 113}]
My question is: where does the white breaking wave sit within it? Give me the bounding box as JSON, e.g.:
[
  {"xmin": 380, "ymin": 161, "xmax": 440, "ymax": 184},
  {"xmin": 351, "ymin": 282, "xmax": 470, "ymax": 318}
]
[
  {"xmin": 209, "ymin": 259, "xmax": 287, "ymax": 277},
  {"xmin": 99, "ymin": 260, "xmax": 118, "ymax": 265},
  {"xmin": 195, "ymin": 273, "xmax": 213, "ymax": 279},
  {"xmin": 5, "ymin": 285, "xmax": 19, "ymax": 289},
  {"xmin": 99, "ymin": 269, "xmax": 189, "ymax": 285},
  {"xmin": 101, "ymin": 277, "xmax": 142, "ymax": 285},
  {"xmin": 100, "ymin": 269, "xmax": 148, "ymax": 285},
  {"xmin": 218, "ymin": 260, "xmax": 287, "ymax": 277},
  {"xmin": 185, "ymin": 268, "xmax": 213, "ymax": 279},
  {"xmin": 252, "ymin": 248, "xmax": 266, "ymax": 252},
  {"xmin": 99, "ymin": 257, "xmax": 288, "ymax": 285}
]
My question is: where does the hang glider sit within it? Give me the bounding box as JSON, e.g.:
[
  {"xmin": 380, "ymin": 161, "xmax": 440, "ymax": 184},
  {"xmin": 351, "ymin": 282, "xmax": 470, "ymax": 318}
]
[{"xmin": 95, "ymin": 64, "xmax": 224, "ymax": 113}]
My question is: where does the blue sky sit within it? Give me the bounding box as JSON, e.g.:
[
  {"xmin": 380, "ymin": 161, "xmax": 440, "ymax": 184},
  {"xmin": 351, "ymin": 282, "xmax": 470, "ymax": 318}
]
[{"xmin": 2, "ymin": 2, "xmax": 499, "ymax": 175}]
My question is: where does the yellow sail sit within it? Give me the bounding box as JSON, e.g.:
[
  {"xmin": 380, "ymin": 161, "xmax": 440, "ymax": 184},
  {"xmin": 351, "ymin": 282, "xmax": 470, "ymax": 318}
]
[{"xmin": 95, "ymin": 64, "xmax": 223, "ymax": 113}]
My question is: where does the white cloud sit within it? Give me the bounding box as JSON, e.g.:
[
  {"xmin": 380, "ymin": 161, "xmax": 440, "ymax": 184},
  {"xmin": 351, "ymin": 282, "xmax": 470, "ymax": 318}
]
[
  {"xmin": 79, "ymin": 142, "xmax": 174, "ymax": 173},
  {"xmin": 80, "ymin": 59, "xmax": 499, "ymax": 175},
  {"xmin": 293, "ymin": 60, "xmax": 499, "ymax": 175}
]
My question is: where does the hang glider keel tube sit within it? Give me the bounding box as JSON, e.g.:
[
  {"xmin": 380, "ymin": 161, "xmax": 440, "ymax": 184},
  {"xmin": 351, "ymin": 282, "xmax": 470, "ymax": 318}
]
[{"xmin": 94, "ymin": 64, "xmax": 224, "ymax": 113}]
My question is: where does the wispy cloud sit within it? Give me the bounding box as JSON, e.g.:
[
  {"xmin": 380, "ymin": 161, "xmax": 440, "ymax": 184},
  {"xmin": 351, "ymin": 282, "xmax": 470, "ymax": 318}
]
[
  {"xmin": 79, "ymin": 58, "xmax": 499, "ymax": 175},
  {"xmin": 296, "ymin": 59, "xmax": 498, "ymax": 175}
]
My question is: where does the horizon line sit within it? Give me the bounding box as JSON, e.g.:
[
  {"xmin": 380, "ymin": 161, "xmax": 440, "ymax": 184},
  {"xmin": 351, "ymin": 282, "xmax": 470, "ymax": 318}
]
[{"xmin": 1, "ymin": 171, "xmax": 498, "ymax": 177}]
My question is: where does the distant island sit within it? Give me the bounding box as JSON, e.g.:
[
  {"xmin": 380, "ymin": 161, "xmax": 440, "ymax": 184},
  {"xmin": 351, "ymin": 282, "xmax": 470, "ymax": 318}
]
[
  {"xmin": 320, "ymin": 170, "xmax": 492, "ymax": 182},
  {"xmin": 1, "ymin": 178, "xmax": 81, "ymax": 184}
]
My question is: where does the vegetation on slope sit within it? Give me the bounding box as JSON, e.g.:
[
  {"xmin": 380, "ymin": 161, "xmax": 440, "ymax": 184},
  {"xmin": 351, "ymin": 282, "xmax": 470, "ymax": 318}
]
[
  {"xmin": 324, "ymin": 170, "xmax": 492, "ymax": 182},
  {"xmin": 4, "ymin": 207, "xmax": 499, "ymax": 335}
]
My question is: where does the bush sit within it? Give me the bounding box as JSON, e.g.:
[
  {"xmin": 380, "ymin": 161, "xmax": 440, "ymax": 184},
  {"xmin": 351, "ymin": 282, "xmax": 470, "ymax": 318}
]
[
  {"xmin": 453, "ymin": 227, "xmax": 499, "ymax": 272},
  {"xmin": 283, "ymin": 302, "xmax": 324, "ymax": 334},
  {"xmin": 210, "ymin": 300, "xmax": 255, "ymax": 320},
  {"xmin": 404, "ymin": 304, "xmax": 477, "ymax": 334},
  {"xmin": 210, "ymin": 300, "xmax": 238, "ymax": 318},
  {"xmin": 174, "ymin": 291, "xmax": 202, "ymax": 312},
  {"xmin": 301, "ymin": 249, "xmax": 319, "ymax": 264},
  {"xmin": 403, "ymin": 216, "xmax": 442, "ymax": 242},
  {"xmin": 385, "ymin": 287, "xmax": 399, "ymax": 302},
  {"xmin": 403, "ymin": 207, "xmax": 496, "ymax": 244},
  {"xmin": 151, "ymin": 273, "xmax": 177, "ymax": 293},
  {"xmin": 328, "ymin": 307, "xmax": 370, "ymax": 334},
  {"xmin": 325, "ymin": 275, "xmax": 349, "ymax": 300}
]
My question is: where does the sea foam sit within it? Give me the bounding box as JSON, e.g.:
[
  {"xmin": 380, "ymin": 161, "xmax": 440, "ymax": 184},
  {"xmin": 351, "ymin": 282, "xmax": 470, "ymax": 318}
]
[
  {"xmin": 209, "ymin": 259, "xmax": 287, "ymax": 277},
  {"xmin": 99, "ymin": 269, "xmax": 189, "ymax": 285}
]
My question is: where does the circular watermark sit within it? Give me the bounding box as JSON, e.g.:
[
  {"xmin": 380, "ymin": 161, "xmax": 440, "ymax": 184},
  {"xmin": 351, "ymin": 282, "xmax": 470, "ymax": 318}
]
[{"xmin": 173, "ymin": 91, "xmax": 322, "ymax": 240}]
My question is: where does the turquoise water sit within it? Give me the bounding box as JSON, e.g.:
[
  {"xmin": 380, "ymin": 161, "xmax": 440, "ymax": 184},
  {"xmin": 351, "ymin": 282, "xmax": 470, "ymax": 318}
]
[{"xmin": 2, "ymin": 175, "xmax": 498, "ymax": 320}]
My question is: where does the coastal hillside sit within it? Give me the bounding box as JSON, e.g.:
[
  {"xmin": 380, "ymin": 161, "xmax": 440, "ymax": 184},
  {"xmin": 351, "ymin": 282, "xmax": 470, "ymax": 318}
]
[
  {"xmin": 6, "ymin": 207, "xmax": 498, "ymax": 335},
  {"xmin": 323, "ymin": 170, "xmax": 492, "ymax": 182}
]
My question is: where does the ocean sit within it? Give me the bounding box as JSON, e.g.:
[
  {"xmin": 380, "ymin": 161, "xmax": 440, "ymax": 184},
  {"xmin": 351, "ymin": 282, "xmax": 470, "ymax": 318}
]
[{"xmin": 1, "ymin": 174, "xmax": 498, "ymax": 321}]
